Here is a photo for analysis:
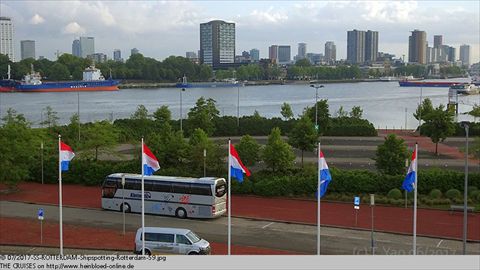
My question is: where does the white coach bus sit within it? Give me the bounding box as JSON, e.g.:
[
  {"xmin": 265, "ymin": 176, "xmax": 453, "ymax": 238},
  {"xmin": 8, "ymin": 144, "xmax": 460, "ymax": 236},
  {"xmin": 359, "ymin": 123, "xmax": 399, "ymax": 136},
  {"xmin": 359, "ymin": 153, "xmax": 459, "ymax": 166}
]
[{"xmin": 101, "ymin": 173, "xmax": 227, "ymax": 219}]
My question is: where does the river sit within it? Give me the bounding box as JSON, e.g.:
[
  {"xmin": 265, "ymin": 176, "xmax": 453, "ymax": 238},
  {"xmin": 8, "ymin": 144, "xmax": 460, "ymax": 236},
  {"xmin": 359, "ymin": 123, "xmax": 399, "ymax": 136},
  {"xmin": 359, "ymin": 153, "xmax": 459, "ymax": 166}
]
[{"xmin": 0, "ymin": 80, "xmax": 477, "ymax": 129}]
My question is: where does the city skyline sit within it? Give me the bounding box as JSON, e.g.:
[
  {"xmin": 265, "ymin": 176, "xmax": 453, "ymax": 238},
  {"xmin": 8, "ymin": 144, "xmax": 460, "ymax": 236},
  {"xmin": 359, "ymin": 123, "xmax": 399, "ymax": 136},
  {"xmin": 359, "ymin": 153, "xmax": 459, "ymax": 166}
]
[{"xmin": 1, "ymin": 1, "xmax": 479, "ymax": 62}]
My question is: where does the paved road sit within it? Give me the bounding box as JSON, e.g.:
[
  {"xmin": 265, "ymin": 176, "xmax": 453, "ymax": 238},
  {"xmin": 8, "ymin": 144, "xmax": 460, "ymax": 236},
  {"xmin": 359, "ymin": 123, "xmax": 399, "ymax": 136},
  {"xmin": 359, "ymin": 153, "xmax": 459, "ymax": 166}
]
[{"xmin": 1, "ymin": 201, "xmax": 478, "ymax": 255}]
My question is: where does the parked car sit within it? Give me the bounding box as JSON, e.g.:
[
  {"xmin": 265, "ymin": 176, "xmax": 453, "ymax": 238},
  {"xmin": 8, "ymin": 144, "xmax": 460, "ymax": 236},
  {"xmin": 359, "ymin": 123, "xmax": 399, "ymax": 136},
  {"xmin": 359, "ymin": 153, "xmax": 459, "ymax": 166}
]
[{"xmin": 134, "ymin": 227, "xmax": 211, "ymax": 255}]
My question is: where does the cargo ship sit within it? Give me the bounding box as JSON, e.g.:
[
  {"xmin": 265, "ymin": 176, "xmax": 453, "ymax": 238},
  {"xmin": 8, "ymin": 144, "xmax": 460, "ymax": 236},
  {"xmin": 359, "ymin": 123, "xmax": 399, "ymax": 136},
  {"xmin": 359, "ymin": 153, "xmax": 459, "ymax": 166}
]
[
  {"xmin": 0, "ymin": 65, "xmax": 119, "ymax": 93},
  {"xmin": 176, "ymin": 75, "xmax": 241, "ymax": 88}
]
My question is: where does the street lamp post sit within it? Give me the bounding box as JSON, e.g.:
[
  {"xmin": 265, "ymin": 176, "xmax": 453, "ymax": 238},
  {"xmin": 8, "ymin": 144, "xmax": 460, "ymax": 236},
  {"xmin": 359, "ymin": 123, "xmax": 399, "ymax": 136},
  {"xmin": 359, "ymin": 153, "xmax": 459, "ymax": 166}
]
[
  {"xmin": 77, "ymin": 91, "xmax": 80, "ymax": 142},
  {"xmin": 310, "ymin": 84, "xmax": 325, "ymax": 130},
  {"xmin": 180, "ymin": 87, "xmax": 185, "ymax": 132},
  {"xmin": 461, "ymin": 121, "xmax": 469, "ymax": 255}
]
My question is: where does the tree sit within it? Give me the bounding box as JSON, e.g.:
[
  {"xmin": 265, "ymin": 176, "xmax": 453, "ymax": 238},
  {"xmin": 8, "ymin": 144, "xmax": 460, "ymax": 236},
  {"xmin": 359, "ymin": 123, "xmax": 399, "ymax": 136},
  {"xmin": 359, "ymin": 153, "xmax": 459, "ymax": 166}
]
[
  {"xmin": 187, "ymin": 97, "xmax": 220, "ymax": 136},
  {"xmin": 187, "ymin": 128, "xmax": 224, "ymax": 175},
  {"xmin": 468, "ymin": 105, "xmax": 480, "ymax": 119},
  {"xmin": 82, "ymin": 120, "xmax": 119, "ymax": 160},
  {"xmin": 414, "ymin": 98, "xmax": 434, "ymax": 122},
  {"xmin": 336, "ymin": 106, "xmax": 348, "ymax": 117},
  {"xmin": 305, "ymin": 99, "xmax": 331, "ymax": 135},
  {"xmin": 131, "ymin": 105, "xmax": 150, "ymax": 120},
  {"xmin": 0, "ymin": 109, "xmax": 36, "ymax": 186},
  {"xmin": 236, "ymin": 135, "xmax": 261, "ymax": 166},
  {"xmin": 374, "ymin": 134, "xmax": 409, "ymax": 175},
  {"xmin": 280, "ymin": 102, "xmax": 294, "ymax": 120},
  {"xmin": 40, "ymin": 106, "xmax": 59, "ymax": 128},
  {"xmin": 422, "ymin": 104, "xmax": 455, "ymax": 155},
  {"xmin": 46, "ymin": 62, "xmax": 71, "ymax": 81},
  {"xmin": 263, "ymin": 127, "xmax": 295, "ymax": 172},
  {"xmin": 295, "ymin": 58, "xmax": 312, "ymax": 67},
  {"xmin": 350, "ymin": 106, "xmax": 363, "ymax": 119},
  {"xmin": 153, "ymin": 105, "xmax": 171, "ymax": 124},
  {"xmin": 148, "ymin": 123, "xmax": 188, "ymax": 168},
  {"xmin": 288, "ymin": 115, "xmax": 317, "ymax": 167}
]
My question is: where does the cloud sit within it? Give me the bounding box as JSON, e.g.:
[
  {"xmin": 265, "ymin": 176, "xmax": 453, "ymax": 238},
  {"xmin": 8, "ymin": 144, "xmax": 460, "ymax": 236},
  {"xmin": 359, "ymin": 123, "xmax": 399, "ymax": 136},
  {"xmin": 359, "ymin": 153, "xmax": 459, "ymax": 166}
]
[
  {"xmin": 29, "ymin": 14, "xmax": 45, "ymax": 24},
  {"xmin": 248, "ymin": 7, "xmax": 289, "ymax": 24},
  {"xmin": 62, "ymin": 22, "xmax": 86, "ymax": 35}
]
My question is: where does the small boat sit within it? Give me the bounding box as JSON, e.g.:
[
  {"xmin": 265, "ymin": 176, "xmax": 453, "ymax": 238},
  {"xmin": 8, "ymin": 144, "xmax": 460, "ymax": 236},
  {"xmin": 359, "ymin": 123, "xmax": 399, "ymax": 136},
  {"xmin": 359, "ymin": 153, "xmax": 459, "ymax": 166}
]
[
  {"xmin": 449, "ymin": 83, "xmax": 480, "ymax": 95},
  {"xmin": 176, "ymin": 76, "xmax": 242, "ymax": 88}
]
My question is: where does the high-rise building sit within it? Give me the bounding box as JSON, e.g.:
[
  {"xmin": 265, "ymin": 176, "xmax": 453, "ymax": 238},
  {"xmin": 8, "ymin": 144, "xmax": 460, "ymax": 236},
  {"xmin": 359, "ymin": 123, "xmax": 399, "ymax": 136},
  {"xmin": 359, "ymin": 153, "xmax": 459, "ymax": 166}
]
[
  {"xmin": 408, "ymin": 30, "xmax": 427, "ymax": 64},
  {"xmin": 306, "ymin": 53, "xmax": 323, "ymax": 65},
  {"xmin": 447, "ymin": 46, "xmax": 456, "ymax": 62},
  {"xmin": 365, "ymin": 30, "xmax": 378, "ymax": 63},
  {"xmin": 79, "ymin": 36, "xmax": 94, "ymax": 58},
  {"xmin": 0, "ymin": 17, "xmax": 15, "ymax": 61},
  {"xmin": 460, "ymin": 44, "xmax": 470, "ymax": 66},
  {"xmin": 87, "ymin": 53, "xmax": 107, "ymax": 63},
  {"xmin": 433, "ymin": 35, "xmax": 443, "ymax": 48},
  {"xmin": 297, "ymin": 43, "xmax": 307, "ymax": 60},
  {"xmin": 199, "ymin": 20, "xmax": 235, "ymax": 69},
  {"xmin": 324, "ymin": 41, "xmax": 336, "ymax": 63},
  {"xmin": 186, "ymin": 51, "xmax": 197, "ymax": 59},
  {"xmin": 20, "ymin": 40, "xmax": 35, "ymax": 60},
  {"xmin": 131, "ymin": 48, "xmax": 139, "ymax": 56},
  {"xmin": 113, "ymin": 49, "xmax": 122, "ymax": 62},
  {"xmin": 72, "ymin": 39, "xmax": 81, "ymax": 57},
  {"xmin": 278, "ymin": 45, "xmax": 291, "ymax": 64},
  {"xmin": 249, "ymin": 48, "xmax": 259, "ymax": 62},
  {"xmin": 347, "ymin": 30, "xmax": 365, "ymax": 64},
  {"xmin": 269, "ymin": 45, "xmax": 278, "ymax": 62}
]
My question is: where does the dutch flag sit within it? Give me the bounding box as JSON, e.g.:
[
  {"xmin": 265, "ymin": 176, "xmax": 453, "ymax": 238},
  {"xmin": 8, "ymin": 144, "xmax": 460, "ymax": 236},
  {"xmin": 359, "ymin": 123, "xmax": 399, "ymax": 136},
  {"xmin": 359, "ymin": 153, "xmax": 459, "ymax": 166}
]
[
  {"xmin": 318, "ymin": 151, "xmax": 332, "ymax": 198},
  {"xmin": 142, "ymin": 143, "xmax": 160, "ymax": 176},
  {"xmin": 402, "ymin": 148, "xmax": 417, "ymax": 192},
  {"xmin": 60, "ymin": 142, "xmax": 75, "ymax": 172},
  {"xmin": 229, "ymin": 144, "xmax": 251, "ymax": 182}
]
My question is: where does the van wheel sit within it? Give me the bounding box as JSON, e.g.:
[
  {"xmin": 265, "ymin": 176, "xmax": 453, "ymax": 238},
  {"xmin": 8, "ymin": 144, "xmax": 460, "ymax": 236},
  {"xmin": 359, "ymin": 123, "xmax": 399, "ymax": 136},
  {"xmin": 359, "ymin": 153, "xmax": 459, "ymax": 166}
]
[
  {"xmin": 188, "ymin": 252, "xmax": 199, "ymax": 255},
  {"xmin": 121, "ymin": 203, "xmax": 131, "ymax": 213},
  {"xmin": 175, "ymin": 208, "xmax": 187, "ymax": 219},
  {"xmin": 143, "ymin": 249, "xmax": 151, "ymax": 256}
]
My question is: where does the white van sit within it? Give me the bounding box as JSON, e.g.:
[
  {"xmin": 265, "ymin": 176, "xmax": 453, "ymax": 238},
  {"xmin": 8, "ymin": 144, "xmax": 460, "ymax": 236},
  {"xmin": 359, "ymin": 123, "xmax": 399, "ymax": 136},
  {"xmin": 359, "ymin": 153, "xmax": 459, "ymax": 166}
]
[{"xmin": 134, "ymin": 227, "xmax": 211, "ymax": 255}]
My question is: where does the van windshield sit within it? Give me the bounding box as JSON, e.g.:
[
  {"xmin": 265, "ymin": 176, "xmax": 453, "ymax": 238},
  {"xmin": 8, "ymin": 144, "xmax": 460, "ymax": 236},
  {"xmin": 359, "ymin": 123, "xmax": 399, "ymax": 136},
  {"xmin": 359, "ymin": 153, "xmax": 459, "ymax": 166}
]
[{"xmin": 186, "ymin": 231, "xmax": 201, "ymax": 243}]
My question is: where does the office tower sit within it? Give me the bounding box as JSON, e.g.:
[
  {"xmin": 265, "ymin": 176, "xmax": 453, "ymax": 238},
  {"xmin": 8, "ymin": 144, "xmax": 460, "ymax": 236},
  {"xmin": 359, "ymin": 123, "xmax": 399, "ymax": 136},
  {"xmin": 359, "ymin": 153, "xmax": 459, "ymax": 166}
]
[
  {"xmin": 269, "ymin": 45, "xmax": 279, "ymax": 62},
  {"xmin": 72, "ymin": 39, "xmax": 81, "ymax": 57},
  {"xmin": 365, "ymin": 30, "xmax": 378, "ymax": 63},
  {"xmin": 88, "ymin": 53, "xmax": 107, "ymax": 63},
  {"xmin": 79, "ymin": 36, "xmax": 94, "ymax": 58},
  {"xmin": 113, "ymin": 49, "xmax": 121, "ymax": 61},
  {"xmin": 447, "ymin": 46, "xmax": 456, "ymax": 62},
  {"xmin": 20, "ymin": 40, "xmax": 35, "ymax": 60},
  {"xmin": 459, "ymin": 44, "xmax": 470, "ymax": 66},
  {"xmin": 297, "ymin": 43, "xmax": 307, "ymax": 60},
  {"xmin": 433, "ymin": 35, "xmax": 443, "ymax": 48},
  {"xmin": 249, "ymin": 48, "xmax": 259, "ymax": 62},
  {"xmin": 199, "ymin": 20, "xmax": 235, "ymax": 68},
  {"xmin": 131, "ymin": 48, "xmax": 139, "ymax": 56},
  {"xmin": 426, "ymin": 46, "xmax": 434, "ymax": 64},
  {"xmin": 186, "ymin": 51, "xmax": 197, "ymax": 59},
  {"xmin": 324, "ymin": 41, "xmax": 336, "ymax": 63},
  {"xmin": 278, "ymin": 45, "xmax": 291, "ymax": 64},
  {"xmin": 347, "ymin": 29, "xmax": 365, "ymax": 64},
  {"xmin": 0, "ymin": 17, "xmax": 15, "ymax": 61},
  {"xmin": 408, "ymin": 30, "xmax": 427, "ymax": 64}
]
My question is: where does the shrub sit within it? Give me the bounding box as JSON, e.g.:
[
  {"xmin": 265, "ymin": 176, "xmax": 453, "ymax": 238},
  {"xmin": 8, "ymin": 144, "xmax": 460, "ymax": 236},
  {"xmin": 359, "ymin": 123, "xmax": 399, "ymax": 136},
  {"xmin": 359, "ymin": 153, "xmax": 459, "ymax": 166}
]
[
  {"xmin": 429, "ymin": 189, "xmax": 442, "ymax": 199},
  {"xmin": 445, "ymin": 189, "xmax": 462, "ymax": 200},
  {"xmin": 471, "ymin": 190, "xmax": 480, "ymax": 203},
  {"xmin": 468, "ymin": 186, "xmax": 478, "ymax": 194},
  {"xmin": 387, "ymin": 188, "xmax": 402, "ymax": 199}
]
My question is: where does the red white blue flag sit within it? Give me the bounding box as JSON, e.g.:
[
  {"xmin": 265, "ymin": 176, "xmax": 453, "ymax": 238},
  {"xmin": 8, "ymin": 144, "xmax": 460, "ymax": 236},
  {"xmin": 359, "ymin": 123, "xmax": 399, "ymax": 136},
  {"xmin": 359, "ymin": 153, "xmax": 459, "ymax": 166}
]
[
  {"xmin": 318, "ymin": 151, "xmax": 332, "ymax": 198},
  {"xmin": 142, "ymin": 143, "xmax": 160, "ymax": 176},
  {"xmin": 402, "ymin": 148, "xmax": 417, "ymax": 192},
  {"xmin": 60, "ymin": 142, "xmax": 75, "ymax": 171},
  {"xmin": 230, "ymin": 144, "xmax": 251, "ymax": 182}
]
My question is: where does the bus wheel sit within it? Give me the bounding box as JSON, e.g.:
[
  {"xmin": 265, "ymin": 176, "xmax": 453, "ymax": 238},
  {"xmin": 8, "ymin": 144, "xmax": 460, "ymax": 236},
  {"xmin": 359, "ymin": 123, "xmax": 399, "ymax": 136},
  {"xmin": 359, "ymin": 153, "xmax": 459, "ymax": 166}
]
[
  {"xmin": 121, "ymin": 203, "xmax": 131, "ymax": 213},
  {"xmin": 175, "ymin": 208, "xmax": 187, "ymax": 219},
  {"xmin": 143, "ymin": 249, "xmax": 151, "ymax": 256}
]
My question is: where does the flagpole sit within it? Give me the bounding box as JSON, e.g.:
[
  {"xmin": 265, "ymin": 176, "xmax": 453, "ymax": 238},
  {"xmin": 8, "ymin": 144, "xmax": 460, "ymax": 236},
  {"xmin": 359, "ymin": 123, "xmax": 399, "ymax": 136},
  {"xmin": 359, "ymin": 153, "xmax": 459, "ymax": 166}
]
[
  {"xmin": 58, "ymin": 134, "xmax": 63, "ymax": 256},
  {"xmin": 413, "ymin": 143, "xmax": 418, "ymax": 255},
  {"xmin": 141, "ymin": 137, "xmax": 145, "ymax": 256},
  {"xmin": 228, "ymin": 139, "xmax": 232, "ymax": 255},
  {"xmin": 317, "ymin": 142, "xmax": 321, "ymax": 255}
]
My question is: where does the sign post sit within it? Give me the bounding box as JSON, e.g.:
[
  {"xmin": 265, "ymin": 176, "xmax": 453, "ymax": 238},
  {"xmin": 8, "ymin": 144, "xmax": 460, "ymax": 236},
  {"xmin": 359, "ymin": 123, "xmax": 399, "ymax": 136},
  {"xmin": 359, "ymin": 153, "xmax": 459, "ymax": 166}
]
[
  {"xmin": 122, "ymin": 174, "xmax": 126, "ymax": 236},
  {"xmin": 370, "ymin": 194, "xmax": 375, "ymax": 255},
  {"xmin": 38, "ymin": 208, "xmax": 44, "ymax": 244},
  {"xmin": 354, "ymin": 196, "xmax": 360, "ymax": 227}
]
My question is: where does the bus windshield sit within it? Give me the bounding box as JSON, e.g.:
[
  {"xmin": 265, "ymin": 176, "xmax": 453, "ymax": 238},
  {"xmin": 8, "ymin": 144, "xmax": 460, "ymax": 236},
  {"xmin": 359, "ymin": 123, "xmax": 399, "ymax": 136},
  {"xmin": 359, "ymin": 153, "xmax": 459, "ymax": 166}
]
[{"xmin": 215, "ymin": 180, "xmax": 226, "ymax": 197}]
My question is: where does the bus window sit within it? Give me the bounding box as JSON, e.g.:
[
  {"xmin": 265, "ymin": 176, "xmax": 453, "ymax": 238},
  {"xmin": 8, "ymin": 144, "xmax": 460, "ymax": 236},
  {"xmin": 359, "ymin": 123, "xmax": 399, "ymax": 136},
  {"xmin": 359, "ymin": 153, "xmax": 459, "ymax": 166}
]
[
  {"xmin": 172, "ymin": 183, "xmax": 191, "ymax": 194},
  {"xmin": 125, "ymin": 179, "xmax": 141, "ymax": 190},
  {"xmin": 191, "ymin": 183, "xmax": 212, "ymax": 196},
  {"xmin": 144, "ymin": 180, "xmax": 154, "ymax": 191},
  {"xmin": 215, "ymin": 181, "xmax": 226, "ymax": 197},
  {"xmin": 152, "ymin": 182, "xmax": 172, "ymax": 193}
]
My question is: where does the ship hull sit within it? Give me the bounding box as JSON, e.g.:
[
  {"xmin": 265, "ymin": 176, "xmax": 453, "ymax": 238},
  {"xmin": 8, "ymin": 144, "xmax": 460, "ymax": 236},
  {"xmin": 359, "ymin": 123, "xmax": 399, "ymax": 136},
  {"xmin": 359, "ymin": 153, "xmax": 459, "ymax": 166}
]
[{"xmin": 14, "ymin": 80, "xmax": 120, "ymax": 92}]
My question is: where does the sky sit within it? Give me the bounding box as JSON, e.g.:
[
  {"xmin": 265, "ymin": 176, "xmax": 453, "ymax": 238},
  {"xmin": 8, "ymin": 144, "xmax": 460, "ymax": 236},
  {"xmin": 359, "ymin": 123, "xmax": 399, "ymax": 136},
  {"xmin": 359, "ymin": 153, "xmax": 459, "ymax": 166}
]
[{"xmin": 1, "ymin": 0, "xmax": 479, "ymax": 63}]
